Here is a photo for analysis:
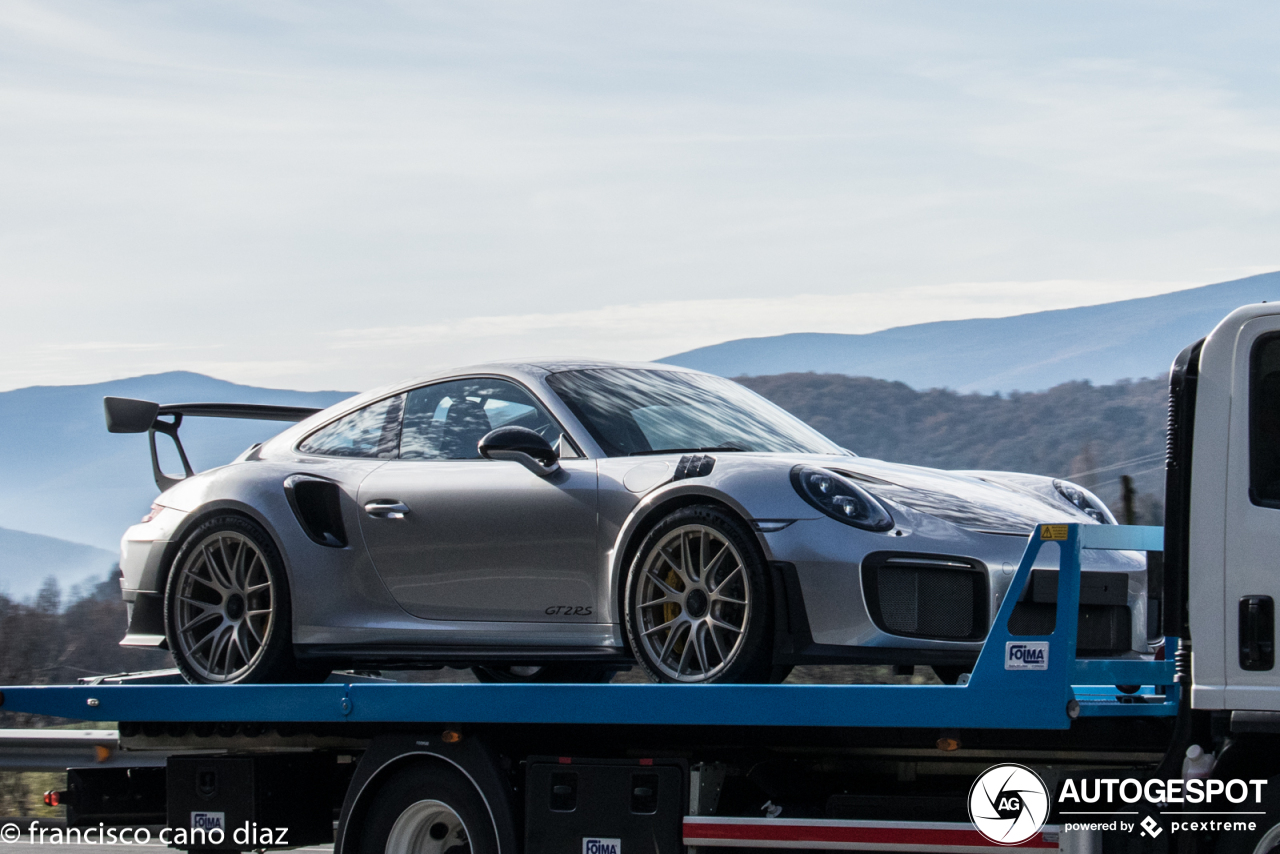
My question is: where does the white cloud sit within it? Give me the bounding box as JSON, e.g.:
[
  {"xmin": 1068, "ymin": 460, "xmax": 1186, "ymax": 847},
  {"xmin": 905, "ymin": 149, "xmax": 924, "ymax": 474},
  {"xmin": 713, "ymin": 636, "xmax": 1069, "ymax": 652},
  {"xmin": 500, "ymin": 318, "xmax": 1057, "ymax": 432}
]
[
  {"xmin": 0, "ymin": 3, "xmax": 1277, "ymax": 392},
  {"xmin": 0, "ymin": 278, "xmax": 1200, "ymax": 392}
]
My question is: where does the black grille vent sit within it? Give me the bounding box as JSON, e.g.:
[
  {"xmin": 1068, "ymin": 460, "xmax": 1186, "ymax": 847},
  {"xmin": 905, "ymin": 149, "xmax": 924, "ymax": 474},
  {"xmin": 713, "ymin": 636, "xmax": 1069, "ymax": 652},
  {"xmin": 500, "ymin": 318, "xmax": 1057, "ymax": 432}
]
[
  {"xmin": 1008, "ymin": 568, "xmax": 1133, "ymax": 655},
  {"xmin": 862, "ymin": 553, "xmax": 988, "ymax": 641},
  {"xmin": 1008, "ymin": 603, "xmax": 1132, "ymax": 656},
  {"xmin": 673, "ymin": 454, "xmax": 715, "ymax": 480}
]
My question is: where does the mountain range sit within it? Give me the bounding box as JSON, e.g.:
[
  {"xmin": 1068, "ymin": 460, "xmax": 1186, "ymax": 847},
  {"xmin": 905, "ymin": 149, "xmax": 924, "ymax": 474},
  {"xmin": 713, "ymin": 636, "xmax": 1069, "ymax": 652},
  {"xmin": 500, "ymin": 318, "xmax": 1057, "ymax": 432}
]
[
  {"xmin": 662, "ymin": 271, "xmax": 1280, "ymax": 392},
  {"xmin": 0, "ymin": 526, "xmax": 118, "ymax": 599}
]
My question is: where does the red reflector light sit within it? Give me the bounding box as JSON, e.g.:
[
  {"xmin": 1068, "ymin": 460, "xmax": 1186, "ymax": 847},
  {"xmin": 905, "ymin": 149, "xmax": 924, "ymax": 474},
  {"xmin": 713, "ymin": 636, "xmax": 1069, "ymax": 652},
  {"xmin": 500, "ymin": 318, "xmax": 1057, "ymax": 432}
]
[
  {"xmin": 43, "ymin": 790, "xmax": 60, "ymax": 806},
  {"xmin": 558, "ymin": 757, "xmax": 572, "ymax": 764},
  {"xmin": 639, "ymin": 758, "xmax": 653, "ymax": 766}
]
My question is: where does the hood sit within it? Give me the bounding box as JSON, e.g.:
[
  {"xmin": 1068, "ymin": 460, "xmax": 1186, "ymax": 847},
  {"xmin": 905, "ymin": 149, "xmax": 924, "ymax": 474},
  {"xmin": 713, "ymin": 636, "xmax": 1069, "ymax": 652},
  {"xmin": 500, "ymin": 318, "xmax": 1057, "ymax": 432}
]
[{"xmin": 814, "ymin": 456, "xmax": 1101, "ymax": 535}]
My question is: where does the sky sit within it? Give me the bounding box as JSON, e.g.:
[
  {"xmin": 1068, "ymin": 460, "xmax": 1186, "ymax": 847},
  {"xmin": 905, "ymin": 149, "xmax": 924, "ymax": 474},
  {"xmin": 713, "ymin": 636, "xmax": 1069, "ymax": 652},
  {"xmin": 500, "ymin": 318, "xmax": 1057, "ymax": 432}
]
[{"xmin": 1, "ymin": 1, "xmax": 1278, "ymax": 392}]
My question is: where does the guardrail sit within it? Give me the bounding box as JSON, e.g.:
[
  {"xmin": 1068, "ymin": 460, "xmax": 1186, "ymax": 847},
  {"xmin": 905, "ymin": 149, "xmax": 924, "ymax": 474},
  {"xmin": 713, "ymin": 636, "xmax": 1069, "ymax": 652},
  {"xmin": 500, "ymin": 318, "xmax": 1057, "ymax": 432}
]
[{"xmin": 0, "ymin": 729, "xmax": 155, "ymax": 771}]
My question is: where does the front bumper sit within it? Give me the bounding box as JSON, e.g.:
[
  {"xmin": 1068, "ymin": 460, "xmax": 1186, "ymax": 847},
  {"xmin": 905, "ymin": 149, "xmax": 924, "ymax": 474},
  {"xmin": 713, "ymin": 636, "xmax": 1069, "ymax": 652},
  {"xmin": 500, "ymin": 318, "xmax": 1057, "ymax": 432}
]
[{"xmin": 762, "ymin": 518, "xmax": 1150, "ymax": 666}]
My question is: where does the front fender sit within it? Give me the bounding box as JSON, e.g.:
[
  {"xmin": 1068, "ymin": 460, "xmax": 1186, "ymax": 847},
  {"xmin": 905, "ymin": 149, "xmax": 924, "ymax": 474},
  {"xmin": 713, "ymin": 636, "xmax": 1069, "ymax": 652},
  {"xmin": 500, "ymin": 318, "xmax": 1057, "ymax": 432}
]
[{"xmin": 602, "ymin": 460, "xmax": 819, "ymax": 623}]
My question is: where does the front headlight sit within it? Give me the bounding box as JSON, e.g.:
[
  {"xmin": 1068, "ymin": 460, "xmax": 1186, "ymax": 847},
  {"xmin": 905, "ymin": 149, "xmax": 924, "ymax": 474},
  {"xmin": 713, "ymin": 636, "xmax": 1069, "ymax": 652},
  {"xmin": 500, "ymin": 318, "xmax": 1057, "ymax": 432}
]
[
  {"xmin": 791, "ymin": 465, "xmax": 894, "ymax": 531},
  {"xmin": 1052, "ymin": 479, "xmax": 1115, "ymax": 524}
]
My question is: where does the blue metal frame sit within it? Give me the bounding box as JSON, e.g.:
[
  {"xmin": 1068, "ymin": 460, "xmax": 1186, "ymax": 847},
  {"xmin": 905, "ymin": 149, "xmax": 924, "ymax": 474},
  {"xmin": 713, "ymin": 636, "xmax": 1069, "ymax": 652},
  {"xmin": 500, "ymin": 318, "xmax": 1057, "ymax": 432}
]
[{"xmin": 0, "ymin": 524, "xmax": 1177, "ymax": 729}]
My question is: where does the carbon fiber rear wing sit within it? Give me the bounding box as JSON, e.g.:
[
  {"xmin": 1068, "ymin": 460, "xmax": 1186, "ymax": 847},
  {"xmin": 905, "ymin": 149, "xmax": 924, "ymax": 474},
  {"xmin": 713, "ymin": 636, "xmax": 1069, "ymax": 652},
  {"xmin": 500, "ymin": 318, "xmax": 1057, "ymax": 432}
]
[{"xmin": 104, "ymin": 397, "xmax": 321, "ymax": 491}]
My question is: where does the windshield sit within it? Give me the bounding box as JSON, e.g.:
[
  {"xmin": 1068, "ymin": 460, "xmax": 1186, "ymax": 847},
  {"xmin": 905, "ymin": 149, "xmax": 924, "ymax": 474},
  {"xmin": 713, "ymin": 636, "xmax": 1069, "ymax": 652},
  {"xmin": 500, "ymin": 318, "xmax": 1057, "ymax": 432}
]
[{"xmin": 545, "ymin": 368, "xmax": 847, "ymax": 457}]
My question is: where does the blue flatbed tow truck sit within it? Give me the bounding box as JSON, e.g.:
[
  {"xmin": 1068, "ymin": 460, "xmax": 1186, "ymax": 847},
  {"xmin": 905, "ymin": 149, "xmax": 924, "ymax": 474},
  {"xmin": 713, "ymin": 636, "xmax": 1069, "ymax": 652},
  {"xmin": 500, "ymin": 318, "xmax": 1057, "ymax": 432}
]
[
  {"xmin": 18, "ymin": 304, "xmax": 1280, "ymax": 854},
  {"xmin": 1, "ymin": 524, "xmax": 1191, "ymax": 854}
]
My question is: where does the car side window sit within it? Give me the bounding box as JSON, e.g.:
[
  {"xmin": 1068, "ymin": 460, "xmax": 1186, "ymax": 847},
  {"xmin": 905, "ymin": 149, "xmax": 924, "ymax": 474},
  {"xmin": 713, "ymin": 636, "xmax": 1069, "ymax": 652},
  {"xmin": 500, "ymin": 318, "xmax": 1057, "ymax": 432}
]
[
  {"xmin": 298, "ymin": 395, "xmax": 404, "ymax": 459},
  {"xmin": 1251, "ymin": 334, "xmax": 1280, "ymax": 506},
  {"xmin": 400, "ymin": 378, "xmax": 558, "ymax": 461}
]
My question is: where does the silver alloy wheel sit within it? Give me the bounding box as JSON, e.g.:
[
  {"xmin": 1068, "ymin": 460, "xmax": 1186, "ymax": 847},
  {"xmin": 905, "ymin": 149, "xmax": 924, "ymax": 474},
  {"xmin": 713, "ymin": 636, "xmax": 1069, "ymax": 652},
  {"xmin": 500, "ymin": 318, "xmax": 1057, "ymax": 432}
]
[
  {"xmin": 634, "ymin": 524, "xmax": 750, "ymax": 682},
  {"xmin": 173, "ymin": 531, "xmax": 274, "ymax": 683},
  {"xmin": 384, "ymin": 799, "xmax": 470, "ymax": 854}
]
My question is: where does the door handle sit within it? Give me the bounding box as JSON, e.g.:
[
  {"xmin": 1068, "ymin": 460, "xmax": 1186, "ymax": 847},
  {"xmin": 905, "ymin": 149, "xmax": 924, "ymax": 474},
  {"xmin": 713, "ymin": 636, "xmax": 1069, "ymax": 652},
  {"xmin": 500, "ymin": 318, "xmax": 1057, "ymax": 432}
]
[
  {"xmin": 1240, "ymin": 596, "xmax": 1275, "ymax": 671},
  {"xmin": 364, "ymin": 501, "xmax": 410, "ymax": 520}
]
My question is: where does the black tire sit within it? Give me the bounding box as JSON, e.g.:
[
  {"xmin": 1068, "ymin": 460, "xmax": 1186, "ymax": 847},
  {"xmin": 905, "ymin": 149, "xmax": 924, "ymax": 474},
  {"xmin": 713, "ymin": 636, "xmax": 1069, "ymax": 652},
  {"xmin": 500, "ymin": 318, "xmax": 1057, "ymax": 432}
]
[
  {"xmin": 164, "ymin": 515, "xmax": 320, "ymax": 685},
  {"xmin": 1213, "ymin": 775, "xmax": 1280, "ymax": 854},
  {"xmin": 470, "ymin": 664, "xmax": 616, "ymax": 683},
  {"xmin": 358, "ymin": 763, "xmax": 499, "ymax": 854},
  {"xmin": 624, "ymin": 505, "xmax": 774, "ymax": 683}
]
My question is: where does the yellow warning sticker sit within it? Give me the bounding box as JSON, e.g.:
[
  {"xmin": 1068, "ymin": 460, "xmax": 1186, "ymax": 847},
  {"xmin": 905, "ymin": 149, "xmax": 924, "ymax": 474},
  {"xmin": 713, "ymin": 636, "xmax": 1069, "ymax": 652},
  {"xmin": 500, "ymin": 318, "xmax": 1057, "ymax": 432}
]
[{"xmin": 1041, "ymin": 524, "xmax": 1069, "ymax": 540}]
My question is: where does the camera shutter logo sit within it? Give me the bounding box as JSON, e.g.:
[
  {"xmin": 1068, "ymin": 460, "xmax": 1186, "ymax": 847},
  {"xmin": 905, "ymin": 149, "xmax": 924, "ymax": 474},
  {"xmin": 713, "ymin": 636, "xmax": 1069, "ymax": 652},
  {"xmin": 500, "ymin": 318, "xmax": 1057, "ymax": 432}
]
[{"xmin": 968, "ymin": 764, "xmax": 1050, "ymax": 845}]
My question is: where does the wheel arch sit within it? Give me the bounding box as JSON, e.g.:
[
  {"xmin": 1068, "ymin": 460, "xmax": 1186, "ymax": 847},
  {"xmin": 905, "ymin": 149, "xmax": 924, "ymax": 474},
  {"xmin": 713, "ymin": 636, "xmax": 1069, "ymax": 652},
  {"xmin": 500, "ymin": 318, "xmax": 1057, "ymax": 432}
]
[
  {"xmin": 336, "ymin": 735, "xmax": 518, "ymax": 854},
  {"xmin": 607, "ymin": 484, "xmax": 769, "ymax": 625},
  {"xmin": 157, "ymin": 500, "xmax": 295, "ymax": 606},
  {"xmin": 132, "ymin": 501, "xmax": 296, "ymax": 643}
]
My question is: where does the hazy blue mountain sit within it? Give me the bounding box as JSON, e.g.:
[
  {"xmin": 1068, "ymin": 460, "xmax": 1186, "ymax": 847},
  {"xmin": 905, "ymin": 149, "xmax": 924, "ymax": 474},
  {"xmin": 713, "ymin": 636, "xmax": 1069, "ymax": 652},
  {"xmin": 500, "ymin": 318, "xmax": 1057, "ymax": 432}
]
[
  {"xmin": 0, "ymin": 526, "xmax": 118, "ymax": 600},
  {"xmin": 662, "ymin": 271, "xmax": 1280, "ymax": 391},
  {"xmin": 0, "ymin": 372, "xmax": 350, "ymax": 549}
]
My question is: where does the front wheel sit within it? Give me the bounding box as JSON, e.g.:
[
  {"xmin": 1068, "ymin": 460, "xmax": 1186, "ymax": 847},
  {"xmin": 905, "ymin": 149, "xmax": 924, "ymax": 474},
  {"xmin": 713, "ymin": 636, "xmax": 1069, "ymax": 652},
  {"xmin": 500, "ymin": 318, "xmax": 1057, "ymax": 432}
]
[
  {"xmin": 624, "ymin": 505, "xmax": 774, "ymax": 683},
  {"xmin": 164, "ymin": 515, "xmax": 315, "ymax": 684}
]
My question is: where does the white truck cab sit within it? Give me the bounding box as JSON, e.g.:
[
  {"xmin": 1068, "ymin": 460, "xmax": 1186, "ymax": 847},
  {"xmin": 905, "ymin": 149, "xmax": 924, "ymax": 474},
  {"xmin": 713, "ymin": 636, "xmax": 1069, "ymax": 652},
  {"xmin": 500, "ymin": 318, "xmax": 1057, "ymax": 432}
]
[{"xmin": 1180, "ymin": 302, "xmax": 1280, "ymax": 711}]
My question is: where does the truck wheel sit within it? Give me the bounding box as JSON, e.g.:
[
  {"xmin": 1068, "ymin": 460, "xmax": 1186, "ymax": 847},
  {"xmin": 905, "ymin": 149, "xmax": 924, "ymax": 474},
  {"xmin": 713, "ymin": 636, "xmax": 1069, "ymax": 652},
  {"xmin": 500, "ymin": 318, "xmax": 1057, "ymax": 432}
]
[
  {"xmin": 1214, "ymin": 774, "xmax": 1280, "ymax": 853},
  {"xmin": 164, "ymin": 515, "xmax": 313, "ymax": 684},
  {"xmin": 359, "ymin": 763, "xmax": 500, "ymax": 854},
  {"xmin": 471, "ymin": 664, "xmax": 615, "ymax": 683},
  {"xmin": 624, "ymin": 505, "xmax": 774, "ymax": 683}
]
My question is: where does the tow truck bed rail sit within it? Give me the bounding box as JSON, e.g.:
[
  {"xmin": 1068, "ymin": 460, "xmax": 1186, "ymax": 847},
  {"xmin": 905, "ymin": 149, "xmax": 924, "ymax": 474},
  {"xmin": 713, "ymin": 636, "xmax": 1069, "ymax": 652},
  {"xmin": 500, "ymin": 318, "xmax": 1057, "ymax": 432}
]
[{"xmin": 0, "ymin": 524, "xmax": 1174, "ymax": 729}]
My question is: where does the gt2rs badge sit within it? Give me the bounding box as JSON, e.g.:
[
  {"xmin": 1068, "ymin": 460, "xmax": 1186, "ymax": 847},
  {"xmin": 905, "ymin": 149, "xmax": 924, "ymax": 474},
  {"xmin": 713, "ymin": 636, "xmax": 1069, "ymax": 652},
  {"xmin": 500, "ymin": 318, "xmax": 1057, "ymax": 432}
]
[{"xmin": 546, "ymin": 605, "xmax": 593, "ymax": 617}]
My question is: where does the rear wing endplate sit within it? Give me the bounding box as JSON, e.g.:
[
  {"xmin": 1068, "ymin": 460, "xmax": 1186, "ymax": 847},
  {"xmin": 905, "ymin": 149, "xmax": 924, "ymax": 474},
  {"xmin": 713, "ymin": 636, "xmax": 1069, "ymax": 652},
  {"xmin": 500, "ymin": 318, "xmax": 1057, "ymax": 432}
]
[{"xmin": 104, "ymin": 397, "xmax": 321, "ymax": 491}]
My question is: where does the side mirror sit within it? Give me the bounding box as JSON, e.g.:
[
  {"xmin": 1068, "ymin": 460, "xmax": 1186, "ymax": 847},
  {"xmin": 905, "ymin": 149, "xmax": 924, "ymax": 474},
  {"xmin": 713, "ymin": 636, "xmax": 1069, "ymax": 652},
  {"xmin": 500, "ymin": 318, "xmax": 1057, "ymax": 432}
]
[{"xmin": 478, "ymin": 426, "xmax": 561, "ymax": 476}]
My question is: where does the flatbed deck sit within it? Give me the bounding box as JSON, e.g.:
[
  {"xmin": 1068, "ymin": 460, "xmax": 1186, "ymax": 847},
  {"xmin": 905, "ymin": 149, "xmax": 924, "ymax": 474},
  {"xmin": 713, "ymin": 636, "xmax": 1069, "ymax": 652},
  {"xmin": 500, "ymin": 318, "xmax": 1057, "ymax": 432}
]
[{"xmin": 0, "ymin": 524, "xmax": 1175, "ymax": 731}]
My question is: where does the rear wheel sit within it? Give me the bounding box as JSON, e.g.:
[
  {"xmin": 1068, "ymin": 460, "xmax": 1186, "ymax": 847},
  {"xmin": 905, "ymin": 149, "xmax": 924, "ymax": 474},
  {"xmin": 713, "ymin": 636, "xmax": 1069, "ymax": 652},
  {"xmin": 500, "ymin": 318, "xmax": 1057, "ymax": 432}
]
[
  {"xmin": 164, "ymin": 515, "xmax": 318, "ymax": 684},
  {"xmin": 624, "ymin": 505, "xmax": 774, "ymax": 683},
  {"xmin": 359, "ymin": 763, "xmax": 499, "ymax": 854},
  {"xmin": 470, "ymin": 664, "xmax": 615, "ymax": 683}
]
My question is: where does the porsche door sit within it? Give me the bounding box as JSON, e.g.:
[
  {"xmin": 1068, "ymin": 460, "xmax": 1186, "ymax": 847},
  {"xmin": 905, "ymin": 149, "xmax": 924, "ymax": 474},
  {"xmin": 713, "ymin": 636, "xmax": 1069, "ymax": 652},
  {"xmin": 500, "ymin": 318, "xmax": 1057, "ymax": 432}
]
[{"xmin": 357, "ymin": 377, "xmax": 600, "ymax": 624}]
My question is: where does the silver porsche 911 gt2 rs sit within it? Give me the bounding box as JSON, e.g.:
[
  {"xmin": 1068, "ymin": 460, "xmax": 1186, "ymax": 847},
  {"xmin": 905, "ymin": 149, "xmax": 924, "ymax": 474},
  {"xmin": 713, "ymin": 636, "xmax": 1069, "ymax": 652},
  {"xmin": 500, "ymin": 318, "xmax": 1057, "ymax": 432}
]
[{"xmin": 105, "ymin": 361, "xmax": 1151, "ymax": 685}]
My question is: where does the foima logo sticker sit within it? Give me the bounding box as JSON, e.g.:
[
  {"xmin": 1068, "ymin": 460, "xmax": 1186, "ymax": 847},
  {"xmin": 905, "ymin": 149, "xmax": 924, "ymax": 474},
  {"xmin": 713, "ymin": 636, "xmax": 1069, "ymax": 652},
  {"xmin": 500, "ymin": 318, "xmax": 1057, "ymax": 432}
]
[
  {"xmin": 190, "ymin": 812, "xmax": 225, "ymax": 831},
  {"xmin": 1006, "ymin": 641, "xmax": 1048, "ymax": 670},
  {"xmin": 969, "ymin": 764, "xmax": 1050, "ymax": 845},
  {"xmin": 583, "ymin": 838, "xmax": 620, "ymax": 854}
]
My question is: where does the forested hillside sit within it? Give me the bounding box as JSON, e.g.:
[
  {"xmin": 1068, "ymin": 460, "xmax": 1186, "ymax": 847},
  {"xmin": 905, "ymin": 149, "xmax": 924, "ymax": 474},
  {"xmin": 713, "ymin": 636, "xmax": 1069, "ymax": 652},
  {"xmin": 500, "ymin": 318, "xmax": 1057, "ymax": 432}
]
[
  {"xmin": 738, "ymin": 374, "xmax": 1167, "ymax": 523},
  {"xmin": 664, "ymin": 271, "xmax": 1280, "ymax": 392}
]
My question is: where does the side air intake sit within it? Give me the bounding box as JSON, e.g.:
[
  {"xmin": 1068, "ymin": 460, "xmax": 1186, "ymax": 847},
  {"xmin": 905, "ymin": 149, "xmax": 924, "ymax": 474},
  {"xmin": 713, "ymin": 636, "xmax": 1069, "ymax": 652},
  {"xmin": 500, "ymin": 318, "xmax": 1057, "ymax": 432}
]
[{"xmin": 283, "ymin": 476, "xmax": 348, "ymax": 548}]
